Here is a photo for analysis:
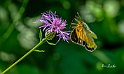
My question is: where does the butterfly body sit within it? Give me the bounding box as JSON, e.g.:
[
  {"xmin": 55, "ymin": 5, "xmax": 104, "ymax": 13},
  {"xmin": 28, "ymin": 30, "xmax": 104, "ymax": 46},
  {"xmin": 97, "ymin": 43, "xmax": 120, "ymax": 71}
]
[{"xmin": 70, "ymin": 14, "xmax": 97, "ymax": 52}]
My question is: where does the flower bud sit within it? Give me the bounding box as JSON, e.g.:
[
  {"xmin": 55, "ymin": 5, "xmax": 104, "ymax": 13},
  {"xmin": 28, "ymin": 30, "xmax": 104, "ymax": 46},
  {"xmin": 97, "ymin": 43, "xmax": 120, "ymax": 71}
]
[{"xmin": 45, "ymin": 31, "xmax": 56, "ymax": 40}]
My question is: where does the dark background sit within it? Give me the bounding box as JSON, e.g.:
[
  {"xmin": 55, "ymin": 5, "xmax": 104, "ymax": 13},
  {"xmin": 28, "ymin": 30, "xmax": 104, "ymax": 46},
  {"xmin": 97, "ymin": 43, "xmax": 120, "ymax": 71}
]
[{"xmin": 0, "ymin": 0, "xmax": 124, "ymax": 74}]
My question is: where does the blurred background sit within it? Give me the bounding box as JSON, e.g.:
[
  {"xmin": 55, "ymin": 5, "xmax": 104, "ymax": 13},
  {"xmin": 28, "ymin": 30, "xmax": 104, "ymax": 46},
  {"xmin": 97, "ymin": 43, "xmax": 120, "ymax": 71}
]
[{"xmin": 0, "ymin": 0, "xmax": 124, "ymax": 74}]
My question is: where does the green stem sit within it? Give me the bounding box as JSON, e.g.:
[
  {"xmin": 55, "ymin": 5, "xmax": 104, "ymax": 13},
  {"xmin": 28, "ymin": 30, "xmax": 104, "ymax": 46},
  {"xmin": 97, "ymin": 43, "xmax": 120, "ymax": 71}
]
[{"xmin": 1, "ymin": 38, "xmax": 46, "ymax": 74}]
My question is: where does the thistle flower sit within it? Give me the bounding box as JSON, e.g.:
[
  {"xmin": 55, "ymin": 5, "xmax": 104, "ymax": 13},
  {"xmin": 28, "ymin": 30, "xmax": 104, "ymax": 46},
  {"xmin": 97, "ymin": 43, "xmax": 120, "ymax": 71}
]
[{"xmin": 36, "ymin": 11, "xmax": 70, "ymax": 42}]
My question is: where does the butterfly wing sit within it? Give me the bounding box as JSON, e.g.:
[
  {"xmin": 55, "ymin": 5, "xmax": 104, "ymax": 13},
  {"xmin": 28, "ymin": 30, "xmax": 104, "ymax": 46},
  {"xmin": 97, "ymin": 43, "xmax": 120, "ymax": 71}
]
[
  {"xmin": 71, "ymin": 29, "xmax": 85, "ymax": 45},
  {"xmin": 83, "ymin": 33, "xmax": 97, "ymax": 52},
  {"xmin": 70, "ymin": 29, "xmax": 78, "ymax": 43},
  {"xmin": 71, "ymin": 26, "xmax": 97, "ymax": 52},
  {"xmin": 82, "ymin": 22, "xmax": 97, "ymax": 52}
]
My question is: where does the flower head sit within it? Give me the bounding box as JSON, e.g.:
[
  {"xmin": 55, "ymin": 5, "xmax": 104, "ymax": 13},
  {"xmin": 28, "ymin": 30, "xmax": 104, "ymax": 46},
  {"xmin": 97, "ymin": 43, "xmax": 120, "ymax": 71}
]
[{"xmin": 37, "ymin": 11, "xmax": 70, "ymax": 42}]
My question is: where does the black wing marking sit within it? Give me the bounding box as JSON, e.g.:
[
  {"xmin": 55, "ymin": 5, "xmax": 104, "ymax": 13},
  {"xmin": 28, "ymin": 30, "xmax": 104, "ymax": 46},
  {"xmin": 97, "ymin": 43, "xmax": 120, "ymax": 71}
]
[
  {"xmin": 71, "ymin": 29, "xmax": 79, "ymax": 43},
  {"xmin": 84, "ymin": 43, "xmax": 95, "ymax": 52}
]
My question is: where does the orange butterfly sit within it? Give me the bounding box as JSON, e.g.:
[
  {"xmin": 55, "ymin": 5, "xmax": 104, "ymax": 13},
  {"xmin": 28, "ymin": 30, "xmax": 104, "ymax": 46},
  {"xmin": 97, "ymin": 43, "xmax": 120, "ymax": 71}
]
[{"xmin": 70, "ymin": 13, "xmax": 97, "ymax": 52}]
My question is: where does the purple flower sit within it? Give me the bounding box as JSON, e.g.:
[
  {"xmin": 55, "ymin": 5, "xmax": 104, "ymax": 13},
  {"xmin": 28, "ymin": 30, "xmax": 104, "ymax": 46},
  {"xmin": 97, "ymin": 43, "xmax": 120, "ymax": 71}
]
[{"xmin": 36, "ymin": 11, "xmax": 70, "ymax": 42}]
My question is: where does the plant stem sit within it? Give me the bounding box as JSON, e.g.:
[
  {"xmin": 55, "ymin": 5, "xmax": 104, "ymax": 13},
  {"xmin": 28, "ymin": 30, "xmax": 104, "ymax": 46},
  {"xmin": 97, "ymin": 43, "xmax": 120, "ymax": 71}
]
[{"xmin": 1, "ymin": 38, "xmax": 46, "ymax": 74}]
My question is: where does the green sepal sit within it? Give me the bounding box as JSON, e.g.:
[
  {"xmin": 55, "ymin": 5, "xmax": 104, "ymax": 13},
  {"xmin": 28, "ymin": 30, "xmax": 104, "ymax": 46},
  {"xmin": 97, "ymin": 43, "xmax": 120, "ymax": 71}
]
[
  {"xmin": 47, "ymin": 40, "xmax": 56, "ymax": 45},
  {"xmin": 45, "ymin": 31, "xmax": 56, "ymax": 40},
  {"xmin": 34, "ymin": 50, "xmax": 45, "ymax": 52},
  {"xmin": 39, "ymin": 29, "xmax": 42, "ymax": 41}
]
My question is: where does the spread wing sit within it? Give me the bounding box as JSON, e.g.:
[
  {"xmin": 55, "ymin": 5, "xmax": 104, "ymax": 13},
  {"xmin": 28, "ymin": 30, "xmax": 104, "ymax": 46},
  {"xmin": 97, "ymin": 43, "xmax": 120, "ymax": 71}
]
[
  {"xmin": 70, "ymin": 29, "xmax": 85, "ymax": 45},
  {"xmin": 83, "ymin": 33, "xmax": 97, "ymax": 52},
  {"xmin": 82, "ymin": 22, "xmax": 97, "ymax": 52}
]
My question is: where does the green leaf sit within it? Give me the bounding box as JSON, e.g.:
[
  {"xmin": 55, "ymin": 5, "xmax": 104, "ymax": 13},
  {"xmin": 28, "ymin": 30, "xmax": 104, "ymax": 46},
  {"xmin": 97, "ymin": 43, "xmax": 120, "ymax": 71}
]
[
  {"xmin": 34, "ymin": 50, "xmax": 45, "ymax": 52},
  {"xmin": 39, "ymin": 29, "xmax": 42, "ymax": 41},
  {"xmin": 47, "ymin": 40, "xmax": 56, "ymax": 45}
]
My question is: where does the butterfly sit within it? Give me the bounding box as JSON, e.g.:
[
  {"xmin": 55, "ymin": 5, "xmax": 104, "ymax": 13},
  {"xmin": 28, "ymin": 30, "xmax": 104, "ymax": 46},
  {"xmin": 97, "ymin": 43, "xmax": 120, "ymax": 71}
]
[{"xmin": 70, "ymin": 13, "xmax": 97, "ymax": 52}]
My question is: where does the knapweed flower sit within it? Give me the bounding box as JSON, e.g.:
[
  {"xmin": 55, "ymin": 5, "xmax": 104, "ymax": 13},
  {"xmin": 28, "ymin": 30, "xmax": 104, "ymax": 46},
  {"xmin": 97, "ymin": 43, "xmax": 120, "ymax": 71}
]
[{"xmin": 36, "ymin": 11, "xmax": 70, "ymax": 42}]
